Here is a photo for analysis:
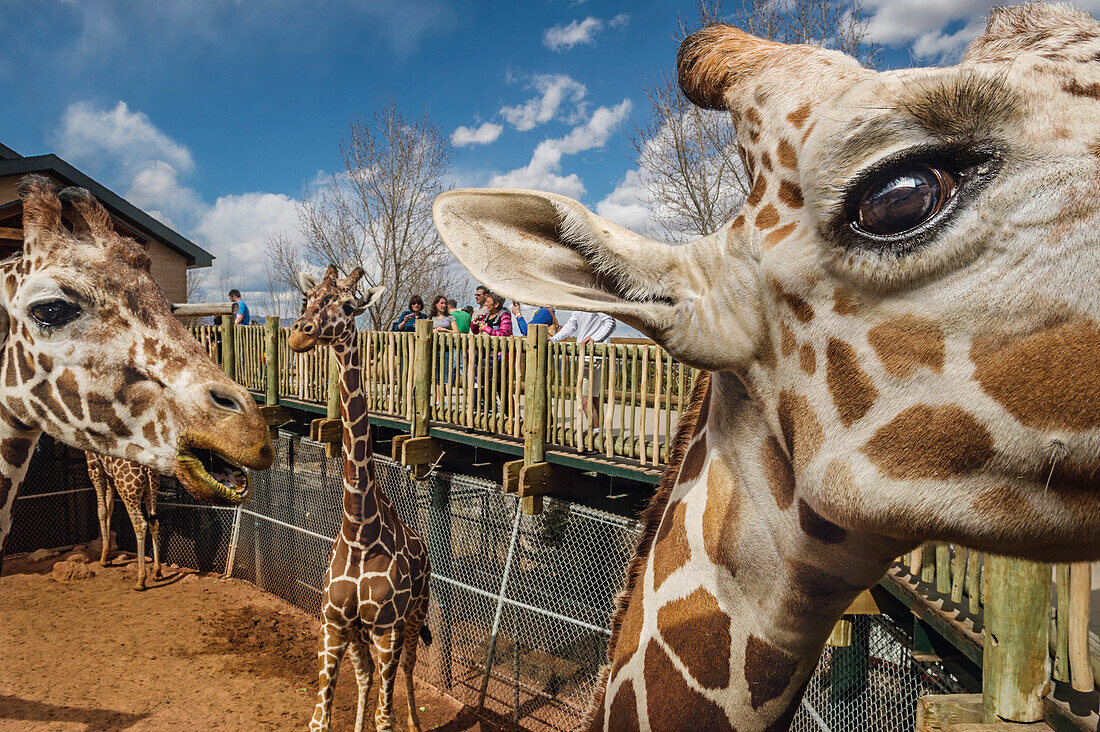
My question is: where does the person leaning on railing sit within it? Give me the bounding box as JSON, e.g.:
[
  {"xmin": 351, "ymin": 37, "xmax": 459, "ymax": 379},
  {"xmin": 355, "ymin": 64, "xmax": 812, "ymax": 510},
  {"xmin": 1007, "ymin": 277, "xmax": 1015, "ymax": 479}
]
[
  {"xmin": 551, "ymin": 310, "xmax": 616, "ymax": 430},
  {"xmin": 392, "ymin": 295, "xmax": 426, "ymax": 331},
  {"xmin": 511, "ymin": 302, "xmax": 556, "ymax": 336}
]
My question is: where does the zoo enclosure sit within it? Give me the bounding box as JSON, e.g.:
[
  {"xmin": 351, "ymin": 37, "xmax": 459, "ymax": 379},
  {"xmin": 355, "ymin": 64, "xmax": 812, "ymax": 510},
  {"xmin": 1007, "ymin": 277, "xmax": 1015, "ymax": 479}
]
[{"xmin": 9, "ymin": 434, "xmax": 961, "ymax": 731}]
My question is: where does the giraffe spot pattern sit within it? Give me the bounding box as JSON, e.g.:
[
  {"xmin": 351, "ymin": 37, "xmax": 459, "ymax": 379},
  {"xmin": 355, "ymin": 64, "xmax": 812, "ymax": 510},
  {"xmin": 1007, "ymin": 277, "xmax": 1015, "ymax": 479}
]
[
  {"xmin": 606, "ymin": 680, "xmax": 641, "ymax": 732},
  {"xmin": 761, "ymin": 435, "xmax": 795, "ymax": 510},
  {"xmin": 778, "ymin": 180, "xmax": 803, "ymax": 208},
  {"xmin": 702, "ymin": 455, "xmax": 741, "ymax": 568},
  {"xmin": 832, "ymin": 287, "xmax": 860, "ymax": 315},
  {"xmin": 777, "ymin": 139, "xmax": 798, "ymax": 168},
  {"xmin": 755, "ymin": 205, "xmax": 780, "ymax": 229},
  {"xmin": 868, "ymin": 315, "xmax": 945, "ymax": 378},
  {"xmin": 56, "ymin": 369, "xmax": 85, "ymax": 421},
  {"xmin": 825, "ymin": 338, "xmax": 879, "ymax": 427},
  {"xmin": 779, "ymin": 322, "xmax": 796, "ymax": 358},
  {"xmin": 777, "ymin": 390, "xmax": 824, "ymax": 474},
  {"xmin": 798, "ymin": 342, "xmax": 816, "ymax": 375},
  {"xmin": 784, "ymin": 558, "xmax": 864, "ymax": 622},
  {"xmin": 863, "ymin": 404, "xmax": 994, "ymax": 480},
  {"xmin": 772, "ymin": 280, "xmax": 814, "ymax": 322},
  {"xmin": 659, "ymin": 588, "xmax": 732, "ymax": 690},
  {"xmin": 797, "ymin": 500, "xmax": 847, "ymax": 544},
  {"xmin": 786, "ymin": 103, "xmax": 812, "ymax": 128},
  {"xmin": 1, "ymin": 438, "xmax": 31, "ymax": 468},
  {"xmin": 652, "ymin": 499, "xmax": 690, "ymax": 590},
  {"xmin": 763, "ymin": 222, "xmax": 797, "ymax": 249},
  {"xmin": 744, "ymin": 635, "xmax": 799, "ymax": 710},
  {"xmin": 971, "ymin": 318, "xmax": 1100, "ymax": 431},
  {"xmin": 643, "ymin": 640, "xmax": 736, "ymax": 732},
  {"xmin": 611, "ymin": 585, "xmax": 646, "ymax": 679},
  {"xmin": 746, "ymin": 176, "xmax": 767, "ymax": 207}
]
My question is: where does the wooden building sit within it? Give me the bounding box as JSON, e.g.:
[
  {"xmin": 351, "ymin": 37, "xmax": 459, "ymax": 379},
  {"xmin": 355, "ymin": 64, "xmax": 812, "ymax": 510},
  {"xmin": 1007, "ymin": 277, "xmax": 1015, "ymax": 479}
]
[{"xmin": 0, "ymin": 142, "xmax": 213, "ymax": 303}]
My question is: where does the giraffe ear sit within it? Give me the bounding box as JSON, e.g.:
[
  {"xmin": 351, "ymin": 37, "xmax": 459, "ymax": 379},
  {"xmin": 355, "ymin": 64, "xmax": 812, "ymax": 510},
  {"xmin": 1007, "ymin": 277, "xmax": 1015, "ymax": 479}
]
[
  {"xmin": 357, "ymin": 286, "xmax": 385, "ymax": 310},
  {"xmin": 433, "ymin": 188, "xmax": 765, "ymax": 371},
  {"xmin": 298, "ymin": 270, "xmax": 320, "ymax": 294},
  {"xmin": 57, "ymin": 187, "xmax": 115, "ymax": 244}
]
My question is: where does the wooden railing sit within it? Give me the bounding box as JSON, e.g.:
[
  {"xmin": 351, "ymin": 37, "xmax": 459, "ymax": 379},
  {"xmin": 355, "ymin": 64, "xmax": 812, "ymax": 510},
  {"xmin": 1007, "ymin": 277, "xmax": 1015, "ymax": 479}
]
[{"xmin": 187, "ymin": 317, "xmax": 696, "ymax": 468}]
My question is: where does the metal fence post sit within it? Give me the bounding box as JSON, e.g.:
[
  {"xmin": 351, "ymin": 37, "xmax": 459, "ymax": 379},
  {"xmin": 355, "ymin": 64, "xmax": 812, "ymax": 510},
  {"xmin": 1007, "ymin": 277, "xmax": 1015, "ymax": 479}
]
[
  {"xmin": 477, "ymin": 499, "xmax": 523, "ymax": 713},
  {"xmin": 982, "ymin": 555, "xmax": 1050, "ymax": 723},
  {"xmin": 220, "ymin": 314, "xmax": 236, "ymax": 381},
  {"xmin": 223, "ymin": 504, "xmax": 243, "ymax": 578}
]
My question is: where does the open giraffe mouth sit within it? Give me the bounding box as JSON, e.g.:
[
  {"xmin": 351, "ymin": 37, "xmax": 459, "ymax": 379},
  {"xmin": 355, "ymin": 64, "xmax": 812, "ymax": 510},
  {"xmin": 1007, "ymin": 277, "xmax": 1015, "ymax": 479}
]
[{"xmin": 175, "ymin": 443, "xmax": 251, "ymax": 505}]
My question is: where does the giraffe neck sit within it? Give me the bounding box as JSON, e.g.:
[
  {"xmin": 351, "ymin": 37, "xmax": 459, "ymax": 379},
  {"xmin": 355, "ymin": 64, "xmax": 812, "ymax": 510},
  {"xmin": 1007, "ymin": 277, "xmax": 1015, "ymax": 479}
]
[
  {"xmin": 0, "ymin": 407, "xmax": 41, "ymax": 565},
  {"xmin": 597, "ymin": 372, "xmax": 909, "ymax": 731},
  {"xmin": 330, "ymin": 335, "xmax": 389, "ymax": 540}
]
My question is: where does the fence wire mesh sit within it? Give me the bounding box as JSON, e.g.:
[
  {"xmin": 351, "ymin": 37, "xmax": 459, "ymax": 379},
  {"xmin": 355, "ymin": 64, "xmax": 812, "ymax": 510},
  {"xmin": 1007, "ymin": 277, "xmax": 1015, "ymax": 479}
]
[{"xmin": 10, "ymin": 435, "xmax": 966, "ymax": 731}]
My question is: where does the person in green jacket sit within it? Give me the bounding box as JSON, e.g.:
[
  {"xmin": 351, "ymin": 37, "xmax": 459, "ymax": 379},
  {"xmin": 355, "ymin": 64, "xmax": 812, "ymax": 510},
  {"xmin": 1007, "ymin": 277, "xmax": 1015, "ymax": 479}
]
[{"xmin": 448, "ymin": 299, "xmax": 471, "ymax": 334}]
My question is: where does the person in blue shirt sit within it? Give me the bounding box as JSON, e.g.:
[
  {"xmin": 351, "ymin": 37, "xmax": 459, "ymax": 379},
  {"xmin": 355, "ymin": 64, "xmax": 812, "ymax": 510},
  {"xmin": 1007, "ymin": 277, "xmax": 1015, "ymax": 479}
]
[
  {"xmin": 228, "ymin": 289, "xmax": 251, "ymax": 325},
  {"xmin": 391, "ymin": 295, "xmax": 426, "ymax": 331},
  {"xmin": 511, "ymin": 302, "xmax": 555, "ymax": 336}
]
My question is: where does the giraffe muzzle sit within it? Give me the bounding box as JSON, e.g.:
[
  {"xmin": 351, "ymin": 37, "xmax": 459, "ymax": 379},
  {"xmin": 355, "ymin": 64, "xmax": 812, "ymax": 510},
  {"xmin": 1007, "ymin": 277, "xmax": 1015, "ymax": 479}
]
[{"xmin": 174, "ymin": 438, "xmax": 252, "ymax": 506}]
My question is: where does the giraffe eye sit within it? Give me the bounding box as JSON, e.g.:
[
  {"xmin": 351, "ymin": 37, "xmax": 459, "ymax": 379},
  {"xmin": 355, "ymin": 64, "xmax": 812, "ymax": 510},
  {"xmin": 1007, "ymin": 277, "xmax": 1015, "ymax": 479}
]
[
  {"xmin": 342, "ymin": 301, "xmax": 355, "ymax": 316},
  {"xmin": 854, "ymin": 164, "xmax": 956, "ymax": 237},
  {"xmin": 30, "ymin": 299, "xmax": 81, "ymax": 328}
]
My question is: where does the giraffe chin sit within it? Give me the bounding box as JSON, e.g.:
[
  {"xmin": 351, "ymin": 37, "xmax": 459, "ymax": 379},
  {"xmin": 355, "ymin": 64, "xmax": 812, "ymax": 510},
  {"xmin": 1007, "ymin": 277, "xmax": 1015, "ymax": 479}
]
[
  {"xmin": 174, "ymin": 446, "xmax": 252, "ymax": 506},
  {"xmin": 287, "ymin": 330, "xmax": 318, "ymax": 353}
]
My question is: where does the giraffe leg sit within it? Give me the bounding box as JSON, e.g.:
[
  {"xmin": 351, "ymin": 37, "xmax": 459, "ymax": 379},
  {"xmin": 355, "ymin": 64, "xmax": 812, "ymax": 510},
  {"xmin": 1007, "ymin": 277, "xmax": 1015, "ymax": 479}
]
[
  {"xmin": 370, "ymin": 626, "xmax": 403, "ymax": 732},
  {"xmin": 348, "ymin": 627, "xmax": 375, "ymax": 732},
  {"xmin": 122, "ymin": 486, "xmax": 148, "ymax": 591},
  {"xmin": 401, "ymin": 598, "xmax": 429, "ymax": 732},
  {"xmin": 86, "ymin": 455, "xmax": 112, "ymax": 566},
  {"xmin": 311, "ymin": 620, "xmax": 351, "ymax": 732},
  {"xmin": 145, "ymin": 469, "xmax": 162, "ymax": 580}
]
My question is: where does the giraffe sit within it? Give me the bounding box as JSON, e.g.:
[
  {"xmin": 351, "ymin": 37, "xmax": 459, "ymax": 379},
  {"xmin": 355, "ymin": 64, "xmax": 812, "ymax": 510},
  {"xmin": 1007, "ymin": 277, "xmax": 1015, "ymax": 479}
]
[
  {"xmin": 0, "ymin": 175, "xmax": 275, "ymax": 571},
  {"xmin": 432, "ymin": 4, "xmax": 1100, "ymax": 728},
  {"xmin": 86, "ymin": 452, "xmax": 162, "ymax": 591},
  {"xmin": 289, "ymin": 265, "xmax": 431, "ymax": 732}
]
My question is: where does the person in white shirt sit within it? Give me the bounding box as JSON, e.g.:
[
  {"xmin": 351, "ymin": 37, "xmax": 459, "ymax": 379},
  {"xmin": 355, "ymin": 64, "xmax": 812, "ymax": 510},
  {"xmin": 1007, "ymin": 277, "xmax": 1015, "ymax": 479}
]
[{"xmin": 550, "ymin": 311, "xmax": 616, "ymax": 428}]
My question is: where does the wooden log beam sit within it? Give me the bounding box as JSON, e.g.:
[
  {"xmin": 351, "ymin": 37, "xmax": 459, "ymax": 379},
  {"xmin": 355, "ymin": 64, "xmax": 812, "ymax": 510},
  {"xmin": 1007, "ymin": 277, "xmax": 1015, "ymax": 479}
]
[
  {"xmin": 310, "ymin": 418, "xmax": 342, "ymax": 444},
  {"xmin": 391, "ymin": 434, "xmax": 411, "ymax": 463},
  {"xmin": 916, "ymin": 693, "xmax": 1047, "ymax": 731},
  {"xmin": 0, "ymin": 226, "xmax": 22, "ymax": 241},
  {"xmin": 401, "ymin": 436, "xmax": 443, "ymax": 468},
  {"xmin": 517, "ymin": 461, "xmax": 556, "ymax": 499},
  {"xmin": 170, "ymin": 302, "xmax": 234, "ymax": 317}
]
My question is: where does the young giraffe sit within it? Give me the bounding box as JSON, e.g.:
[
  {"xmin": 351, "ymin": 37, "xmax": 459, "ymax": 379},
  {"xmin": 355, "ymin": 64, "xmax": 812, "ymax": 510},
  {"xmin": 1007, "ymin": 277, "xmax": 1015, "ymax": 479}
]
[
  {"xmin": 85, "ymin": 452, "xmax": 162, "ymax": 591},
  {"xmin": 0, "ymin": 176, "xmax": 275, "ymax": 571},
  {"xmin": 433, "ymin": 5, "xmax": 1100, "ymax": 729},
  {"xmin": 289, "ymin": 265, "xmax": 431, "ymax": 732}
]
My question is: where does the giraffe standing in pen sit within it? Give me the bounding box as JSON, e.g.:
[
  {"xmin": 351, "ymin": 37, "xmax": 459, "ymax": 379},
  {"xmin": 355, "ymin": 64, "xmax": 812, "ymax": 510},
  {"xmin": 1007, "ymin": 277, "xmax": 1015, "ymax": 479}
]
[
  {"xmin": 86, "ymin": 452, "xmax": 162, "ymax": 591},
  {"xmin": 433, "ymin": 4, "xmax": 1100, "ymax": 728},
  {"xmin": 289, "ymin": 266, "xmax": 431, "ymax": 732},
  {"xmin": 0, "ymin": 176, "xmax": 274, "ymax": 575}
]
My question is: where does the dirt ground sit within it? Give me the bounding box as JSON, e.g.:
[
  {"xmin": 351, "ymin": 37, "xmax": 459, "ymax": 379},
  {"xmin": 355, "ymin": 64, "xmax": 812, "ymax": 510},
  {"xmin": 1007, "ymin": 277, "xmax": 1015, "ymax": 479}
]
[{"xmin": 0, "ymin": 548, "xmax": 513, "ymax": 731}]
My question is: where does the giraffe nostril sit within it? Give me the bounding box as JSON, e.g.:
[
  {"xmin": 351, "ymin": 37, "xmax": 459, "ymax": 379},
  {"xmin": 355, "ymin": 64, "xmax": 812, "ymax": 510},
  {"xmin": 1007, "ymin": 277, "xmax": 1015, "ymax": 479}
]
[{"xmin": 208, "ymin": 388, "xmax": 245, "ymax": 414}]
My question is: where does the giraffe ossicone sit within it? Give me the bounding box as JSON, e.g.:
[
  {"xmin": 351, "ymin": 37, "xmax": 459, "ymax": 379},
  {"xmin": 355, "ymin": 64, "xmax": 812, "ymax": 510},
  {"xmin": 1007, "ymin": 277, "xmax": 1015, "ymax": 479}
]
[
  {"xmin": 0, "ymin": 175, "xmax": 275, "ymax": 567},
  {"xmin": 434, "ymin": 4, "xmax": 1100, "ymax": 729},
  {"xmin": 290, "ymin": 265, "xmax": 430, "ymax": 732}
]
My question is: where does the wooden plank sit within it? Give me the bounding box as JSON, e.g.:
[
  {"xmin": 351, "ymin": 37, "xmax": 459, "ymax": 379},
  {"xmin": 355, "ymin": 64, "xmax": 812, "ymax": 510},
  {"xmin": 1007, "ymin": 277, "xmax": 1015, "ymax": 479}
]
[
  {"xmin": 1069, "ymin": 563, "xmax": 1093, "ymax": 692},
  {"xmin": 502, "ymin": 459, "xmax": 523, "ymax": 495},
  {"xmin": 400, "ymin": 436, "xmax": 443, "ymax": 468},
  {"xmin": 843, "ymin": 588, "xmax": 881, "ymax": 615},
  {"xmin": 170, "ymin": 302, "xmax": 234, "ymax": 317},
  {"xmin": 0, "ymin": 226, "xmax": 22, "ymax": 240},
  {"xmin": 258, "ymin": 405, "xmax": 292, "ymax": 426},
  {"xmin": 517, "ymin": 461, "xmax": 555, "ymax": 499},
  {"xmin": 310, "ymin": 418, "xmax": 342, "ymax": 443},
  {"xmin": 391, "ymin": 433, "xmax": 411, "ymax": 463}
]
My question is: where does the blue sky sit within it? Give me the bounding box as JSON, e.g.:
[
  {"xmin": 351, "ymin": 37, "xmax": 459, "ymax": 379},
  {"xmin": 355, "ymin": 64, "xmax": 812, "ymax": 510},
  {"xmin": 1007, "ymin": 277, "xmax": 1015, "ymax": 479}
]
[{"xmin": 2, "ymin": 0, "xmax": 1097, "ymax": 304}]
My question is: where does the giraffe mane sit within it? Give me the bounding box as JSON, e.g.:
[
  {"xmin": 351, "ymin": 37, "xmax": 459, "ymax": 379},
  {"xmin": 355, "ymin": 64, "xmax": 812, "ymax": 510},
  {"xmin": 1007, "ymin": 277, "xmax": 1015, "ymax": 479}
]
[{"xmin": 582, "ymin": 370, "xmax": 711, "ymax": 729}]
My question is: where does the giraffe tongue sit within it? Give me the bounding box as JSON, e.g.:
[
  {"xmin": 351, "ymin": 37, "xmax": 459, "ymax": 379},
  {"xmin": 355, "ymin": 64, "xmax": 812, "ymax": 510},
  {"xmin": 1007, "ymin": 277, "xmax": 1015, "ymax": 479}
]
[{"xmin": 192, "ymin": 448, "xmax": 244, "ymax": 490}]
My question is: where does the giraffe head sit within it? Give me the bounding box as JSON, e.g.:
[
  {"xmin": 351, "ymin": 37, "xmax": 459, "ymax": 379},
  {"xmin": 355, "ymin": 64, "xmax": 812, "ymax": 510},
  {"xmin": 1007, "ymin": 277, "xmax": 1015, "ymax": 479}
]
[
  {"xmin": 288, "ymin": 265, "xmax": 384, "ymax": 352},
  {"xmin": 434, "ymin": 3, "xmax": 1100, "ymax": 561},
  {"xmin": 1, "ymin": 176, "xmax": 274, "ymax": 504}
]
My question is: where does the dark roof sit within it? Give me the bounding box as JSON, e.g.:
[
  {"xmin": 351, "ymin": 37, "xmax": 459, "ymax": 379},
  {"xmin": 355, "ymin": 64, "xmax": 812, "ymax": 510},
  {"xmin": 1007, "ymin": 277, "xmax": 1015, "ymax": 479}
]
[{"xmin": 0, "ymin": 152, "xmax": 213, "ymax": 268}]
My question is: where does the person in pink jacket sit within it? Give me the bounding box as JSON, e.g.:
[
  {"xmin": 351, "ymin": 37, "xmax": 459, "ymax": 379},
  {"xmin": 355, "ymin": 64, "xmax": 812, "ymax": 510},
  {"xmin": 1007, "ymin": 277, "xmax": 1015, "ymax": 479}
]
[{"xmin": 471, "ymin": 291, "xmax": 512, "ymax": 336}]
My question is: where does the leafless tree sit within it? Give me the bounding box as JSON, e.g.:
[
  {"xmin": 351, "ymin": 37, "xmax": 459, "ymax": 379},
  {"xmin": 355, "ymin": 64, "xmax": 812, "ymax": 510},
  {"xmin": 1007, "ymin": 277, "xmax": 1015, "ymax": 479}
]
[
  {"xmin": 296, "ymin": 103, "xmax": 458, "ymax": 330},
  {"xmin": 261, "ymin": 231, "xmax": 303, "ymax": 320},
  {"xmin": 629, "ymin": 0, "xmax": 878, "ymax": 239}
]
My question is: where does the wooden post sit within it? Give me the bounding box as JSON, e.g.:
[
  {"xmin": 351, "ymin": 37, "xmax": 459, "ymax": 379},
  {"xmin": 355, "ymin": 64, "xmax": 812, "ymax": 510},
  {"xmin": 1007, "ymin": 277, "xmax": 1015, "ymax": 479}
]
[
  {"xmin": 413, "ymin": 318, "xmax": 432, "ymax": 438},
  {"xmin": 220, "ymin": 314, "xmax": 236, "ymax": 381},
  {"xmin": 982, "ymin": 555, "xmax": 1050, "ymax": 723},
  {"xmin": 264, "ymin": 316, "xmax": 280, "ymax": 439},
  {"xmin": 522, "ymin": 324, "xmax": 548, "ymax": 515},
  {"xmin": 1069, "ymin": 562, "xmax": 1093, "ymax": 692},
  {"xmin": 325, "ymin": 349, "xmax": 340, "ymax": 459},
  {"xmin": 1055, "ymin": 564, "xmax": 1071, "ymax": 683}
]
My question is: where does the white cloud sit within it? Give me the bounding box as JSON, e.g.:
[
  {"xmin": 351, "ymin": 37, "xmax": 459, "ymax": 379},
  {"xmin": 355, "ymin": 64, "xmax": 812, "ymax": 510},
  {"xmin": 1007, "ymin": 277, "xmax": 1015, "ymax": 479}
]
[
  {"xmin": 192, "ymin": 192, "xmax": 303, "ymax": 292},
  {"xmin": 499, "ymin": 74, "xmax": 587, "ymax": 131},
  {"xmin": 55, "ymin": 100, "xmax": 194, "ymax": 175},
  {"xmin": 489, "ymin": 99, "xmax": 631, "ymax": 198},
  {"xmin": 609, "ymin": 13, "xmax": 630, "ymax": 29},
  {"xmin": 544, "ymin": 16, "xmax": 603, "ymax": 51},
  {"xmin": 125, "ymin": 160, "xmax": 206, "ymax": 228},
  {"xmin": 451, "ymin": 122, "xmax": 504, "ymax": 147},
  {"xmin": 595, "ymin": 168, "xmax": 653, "ymax": 233}
]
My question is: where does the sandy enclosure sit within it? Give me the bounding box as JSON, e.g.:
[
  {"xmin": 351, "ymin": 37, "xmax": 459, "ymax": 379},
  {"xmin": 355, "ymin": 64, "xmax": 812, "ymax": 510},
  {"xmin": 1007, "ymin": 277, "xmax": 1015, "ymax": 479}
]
[{"xmin": 0, "ymin": 548, "xmax": 513, "ymax": 731}]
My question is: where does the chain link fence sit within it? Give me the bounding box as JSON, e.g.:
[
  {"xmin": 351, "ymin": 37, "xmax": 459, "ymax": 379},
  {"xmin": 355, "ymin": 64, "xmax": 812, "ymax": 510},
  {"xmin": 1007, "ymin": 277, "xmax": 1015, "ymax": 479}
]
[{"xmin": 10, "ymin": 435, "xmax": 965, "ymax": 731}]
